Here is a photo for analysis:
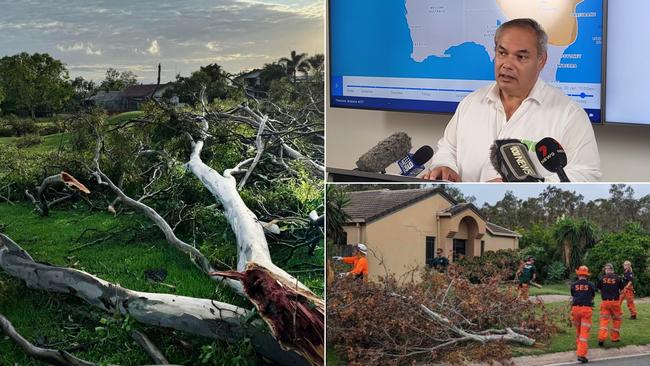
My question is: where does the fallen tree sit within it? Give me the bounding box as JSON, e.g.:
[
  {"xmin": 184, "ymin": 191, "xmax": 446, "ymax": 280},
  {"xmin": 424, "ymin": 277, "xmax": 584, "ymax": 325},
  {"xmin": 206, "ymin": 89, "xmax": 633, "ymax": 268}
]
[
  {"xmin": 0, "ymin": 233, "xmax": 311, "ymax": 365},
  {"xmin": 82, "ymin": 92, "xmax": 324, "ymax": 364},
  {"xmin": 1, "ymin": 70, "xmax": 324, "ymax": 365},
  {"xmin": 327, "ymin": 266, "xmax": 562, "ymax": 365}
]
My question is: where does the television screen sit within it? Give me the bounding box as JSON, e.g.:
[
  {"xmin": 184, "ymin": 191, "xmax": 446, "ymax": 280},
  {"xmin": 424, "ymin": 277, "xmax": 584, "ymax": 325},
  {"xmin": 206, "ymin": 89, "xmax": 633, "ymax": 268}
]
[
  {"xmin": 605, "ymin": 0, "xmax": 650, "ymax": 125},
  {"xmin": 329, "ymin": 0, "xmax": 603, "ymax": 123}
]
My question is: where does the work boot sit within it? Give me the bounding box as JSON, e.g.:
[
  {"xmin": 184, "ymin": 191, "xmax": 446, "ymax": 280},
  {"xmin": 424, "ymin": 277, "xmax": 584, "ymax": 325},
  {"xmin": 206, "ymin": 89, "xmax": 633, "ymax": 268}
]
[
  {"xmin": 598, "ymin": 341, "xmax": 604, "ymax": 347},
  {"xmin": 631, "ymin": 315, "xmax": 637, "ymax": 320},
  {"xmin": 577, "ymin": 356, "xmax": 589, "ymax": 363}
]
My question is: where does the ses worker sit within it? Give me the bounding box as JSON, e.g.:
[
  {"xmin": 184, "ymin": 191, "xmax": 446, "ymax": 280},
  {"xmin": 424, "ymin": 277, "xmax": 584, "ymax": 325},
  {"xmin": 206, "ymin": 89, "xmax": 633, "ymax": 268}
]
[{"xmin": 422, "ymin": 18, "xmax": 601, "ymax": 182}]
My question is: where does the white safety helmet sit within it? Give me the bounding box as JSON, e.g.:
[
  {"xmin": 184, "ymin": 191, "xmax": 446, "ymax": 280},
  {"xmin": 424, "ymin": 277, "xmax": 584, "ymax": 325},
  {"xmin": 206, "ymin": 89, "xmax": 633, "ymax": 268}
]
[{"xmin": 356, "ymin": 243, "xmax": 367, "ymax": 254}]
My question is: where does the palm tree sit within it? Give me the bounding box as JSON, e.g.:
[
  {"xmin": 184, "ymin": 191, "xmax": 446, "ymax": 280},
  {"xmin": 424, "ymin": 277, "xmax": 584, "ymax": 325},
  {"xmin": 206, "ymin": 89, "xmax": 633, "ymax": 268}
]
[
  {"xmin": 279, "ymin": 50, "xmax": 308, "ymax": 82},
  {"xmin": 553, "ymin": 218, "xmax": 598, "ymax": 271},
  {"xmin": 326, "ymin": 185, "xmax": 351, "ymax": 245},
  {"xmin": 306, "ymin": 54, "xmax": 324, "ymax": 75}
]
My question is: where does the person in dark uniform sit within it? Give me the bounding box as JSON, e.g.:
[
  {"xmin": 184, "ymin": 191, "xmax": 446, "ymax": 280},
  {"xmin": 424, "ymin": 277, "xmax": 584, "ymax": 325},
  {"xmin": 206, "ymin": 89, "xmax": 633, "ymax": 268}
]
[
  {"xmin": 571, "ymin": 265, "xmax": 595, "ymax": 364},
  {"xmin": 596, "ymin": 263, "xmax": 625, "ymax": 346},
  {"xmin": 619, "ymin": 260, "xmax": 637, "ymax": 319},
  {"xmin": 433, "ymin": 248, "xmax": 449, "ymax": 272}
]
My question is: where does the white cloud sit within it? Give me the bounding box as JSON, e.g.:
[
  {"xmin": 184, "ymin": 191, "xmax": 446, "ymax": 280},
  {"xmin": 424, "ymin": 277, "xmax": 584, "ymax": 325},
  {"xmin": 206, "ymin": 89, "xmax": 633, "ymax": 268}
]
[
  {"xmin": 56, "ymin": 42, "xmax": 102, "ymax": 56},
  {"xmin": 205, "ymin": 41, "xmax": 221, "ymax": 51},
  {"xmin": 147, "ymin": 39, "xmax": 160, "ymax": 55}
]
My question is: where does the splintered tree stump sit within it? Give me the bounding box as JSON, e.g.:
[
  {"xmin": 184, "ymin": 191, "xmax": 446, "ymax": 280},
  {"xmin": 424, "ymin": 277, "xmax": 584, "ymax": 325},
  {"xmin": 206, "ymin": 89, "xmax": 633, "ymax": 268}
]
[{"xmin": 214, "ymin": 264, "xmax": 324, "ymax": 366}]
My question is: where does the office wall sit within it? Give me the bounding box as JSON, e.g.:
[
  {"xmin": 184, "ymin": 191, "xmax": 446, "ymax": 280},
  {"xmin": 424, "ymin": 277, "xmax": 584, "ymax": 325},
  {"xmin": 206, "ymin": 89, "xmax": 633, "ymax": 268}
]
[{"xmin": 326, "ymin": 106, "xmax": 650, "ymax": 182}]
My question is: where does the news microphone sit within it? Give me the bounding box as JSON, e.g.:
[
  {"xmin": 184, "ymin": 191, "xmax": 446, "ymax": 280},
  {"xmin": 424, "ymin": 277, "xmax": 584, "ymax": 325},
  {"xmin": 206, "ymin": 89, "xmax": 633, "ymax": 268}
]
[
  {"xmin": 397, "ymin": 145, "xmax": 434, "ymax": 176},
  {"xmin": 355, "ymin": 132, "xmax": 412, "ymax": 173},
  {"xmin": 535, "ymin": 137, "xmax": 570, "ymax": 182},
  {"xmin": 489, "ymin": 139, "xmax": 544, "ymax": 182}
]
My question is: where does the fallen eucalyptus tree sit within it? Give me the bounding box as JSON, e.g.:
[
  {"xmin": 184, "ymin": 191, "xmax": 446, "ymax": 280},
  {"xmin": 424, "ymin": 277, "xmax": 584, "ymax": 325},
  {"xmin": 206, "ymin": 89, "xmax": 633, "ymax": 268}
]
[{"xmin": 0, "ymin": 233, "xmax": 311, "ymax": 366}]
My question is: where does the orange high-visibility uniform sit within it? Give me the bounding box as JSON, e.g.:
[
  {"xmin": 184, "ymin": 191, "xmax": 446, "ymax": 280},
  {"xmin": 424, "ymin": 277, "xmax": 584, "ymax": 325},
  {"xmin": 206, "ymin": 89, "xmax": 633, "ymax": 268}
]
[
  {"xmin": 572, "ymin": 306, "xmax": 593, "ymax": 357},
  {"xmin": 518, "ymin": 283, "xmax": 530, "ymax": 301},
  {"xmin": 619, "ymin": 270, "xmax": 637, "ymax": 317},
  {"xmin": 598, "ymin": 301, "xmax": 622, "ymax": 342},
  {"xmin": 571, "ymin": 279, "xmax": 595, "ymax": 358},
  {"xmin": 342, "ymin": 256, "xmax": 368, "ymax": 279},
  {"xmin": 597, "ymin": 274, "xmax": 624, "ymax": 342}
]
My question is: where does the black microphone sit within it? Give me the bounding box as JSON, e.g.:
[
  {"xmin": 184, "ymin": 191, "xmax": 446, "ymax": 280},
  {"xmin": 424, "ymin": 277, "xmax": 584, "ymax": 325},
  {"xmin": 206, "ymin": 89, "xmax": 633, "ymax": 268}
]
[
  {"xmin": 489, "ymin": 139, "xmax": 544, "ymax": 182},
  {"xmin": 535, "ymin": 137, "xmax": 570, "ymax": 182},
  {"xmin": 355, "ymin": 132, "xmax": 412, "ymax": 173},
  {"xmin": 397, "ymin": 145, "xmax": 434, "ymax": 176}
]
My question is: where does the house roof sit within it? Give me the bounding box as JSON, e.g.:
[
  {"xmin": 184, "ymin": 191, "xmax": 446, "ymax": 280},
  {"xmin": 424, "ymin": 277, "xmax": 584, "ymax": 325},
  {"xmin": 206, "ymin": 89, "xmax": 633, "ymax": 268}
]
[
  {"xmin": 486, "ymin": 222, "xmax": 521, "ymax": 238},
  {"xmin": 344, "ymin": 188, "xmax": 456, "ymax": 223},
  {"xmin": 438, "ymin": 202, "xmax": 487, "ymax": 220},
  {"xmin": 344, "ymin": 188, "xmax": 520, "ymax": 238},
  {"xmin": 122, "ymin": 83, "xmax": 171, "ymax": 98},
  {"xmin": 234, "ymin": 69, "xmax": 262, "ymax": 81}
]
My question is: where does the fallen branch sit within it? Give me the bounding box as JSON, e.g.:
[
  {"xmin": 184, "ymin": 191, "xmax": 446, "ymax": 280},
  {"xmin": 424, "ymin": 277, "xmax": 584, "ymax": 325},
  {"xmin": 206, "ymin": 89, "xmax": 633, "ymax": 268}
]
[
  {"xmin": 0, "ymin": 313, "xmax": 97, "ymax": 366},
  {"xmin": 131, "ymin": 330, "xmax": 170, "ymax": 365},
  {"xmin": 0, "ymin": 233, "xmax": 311, "ymax": 366},
  {"xmin": 25, "ymin": 172, "xmax": 90, "ymax": 216}
]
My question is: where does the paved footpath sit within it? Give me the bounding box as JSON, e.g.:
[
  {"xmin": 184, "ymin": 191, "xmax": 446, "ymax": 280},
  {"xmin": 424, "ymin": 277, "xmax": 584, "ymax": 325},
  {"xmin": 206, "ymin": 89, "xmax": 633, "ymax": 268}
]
[
  {"xmin": 513, "ymin": 345, "xmax": 650, "ymax": 365},
  {"xmin": 513, "ymin": 296, "xmax": 650, "ymax": 365}
]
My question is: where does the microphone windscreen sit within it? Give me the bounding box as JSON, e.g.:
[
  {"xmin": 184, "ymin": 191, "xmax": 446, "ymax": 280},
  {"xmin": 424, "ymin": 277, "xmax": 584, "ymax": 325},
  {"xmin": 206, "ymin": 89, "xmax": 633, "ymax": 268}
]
[
  {"xmin": 535, "ymin": 137, "xmax": 567, "ymax": 173},
  {"xmin": 490, "ymin": 139, "xmax": 543, "ymax": 182},
  {"xmin": 355, "ymin": 132, "xmax": 412, "ymax": 172},
  {"xmin": 412, "ymin": 145, "xmax": 434, "ymax": 165}
]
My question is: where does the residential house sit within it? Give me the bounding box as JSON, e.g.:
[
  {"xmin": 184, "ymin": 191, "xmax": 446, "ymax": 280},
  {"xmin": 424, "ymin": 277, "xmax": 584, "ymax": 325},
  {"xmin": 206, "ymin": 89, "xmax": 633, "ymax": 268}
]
[{"xmin": 339, "ymin": 188, "xmax": 520, "ymax": 280}]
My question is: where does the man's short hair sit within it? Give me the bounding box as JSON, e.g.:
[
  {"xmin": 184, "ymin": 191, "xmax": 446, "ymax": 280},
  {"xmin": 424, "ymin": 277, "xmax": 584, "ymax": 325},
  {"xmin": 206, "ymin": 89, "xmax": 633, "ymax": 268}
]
[{"xmin": 494, "ymin": 18, "xmax": 548, "ymax": 58}]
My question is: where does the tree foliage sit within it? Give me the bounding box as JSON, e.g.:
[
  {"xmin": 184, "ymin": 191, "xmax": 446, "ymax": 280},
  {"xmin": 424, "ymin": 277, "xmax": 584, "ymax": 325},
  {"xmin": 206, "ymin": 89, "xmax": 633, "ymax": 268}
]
[
  {"xmin": 0, "ymin": 52, "xmax": 73, "ymax": 117},
  {"xmin": 553, "ymin": 218, "xmax": 597, "ymax": 273},
  {"xmin": 326, "ymin": 185, "xmax": 350, "ymax": 245},
  {"xmin": 327, "ymin": 268, "xmax": 561, "ymax": 365},
  {"xmin": 585, "ymin": 222, "xmax": 650, "ymax": 296},
  {"xmin": 164, "ymin": 63, "xmax": 233, "ymax": 104},
  {"xmin": 99, "ymin": 68, "xmax": 138, "ymax": 92}
]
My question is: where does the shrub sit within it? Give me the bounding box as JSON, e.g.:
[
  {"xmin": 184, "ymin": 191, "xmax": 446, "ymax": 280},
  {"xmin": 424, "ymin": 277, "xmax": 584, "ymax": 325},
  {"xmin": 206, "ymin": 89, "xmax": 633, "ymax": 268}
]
[
  {"xmin": 13, "ymin": 134, "xmax": 42, "ymax": 148},
  {"xmin": 455, "ymin": 249, "xmax": 521, "ymax": 283},
  {"xmin": 0, "ymin": 115, "xmax": 37, "ymax": 136},
  {"xmin": 584, "ymin": 222, "xmax": 650, "ymax": 296},
  {"xmin": 546, "ymin": 261, "xmax": 567, "ymax": 283}
]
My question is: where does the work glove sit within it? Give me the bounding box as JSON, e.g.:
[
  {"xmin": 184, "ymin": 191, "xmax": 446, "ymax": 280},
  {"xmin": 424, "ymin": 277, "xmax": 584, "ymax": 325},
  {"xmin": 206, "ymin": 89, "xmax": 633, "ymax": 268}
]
[
  {"xmin": 333, "ymin": 256, "xmax": 343, "ymax": 261},
  {"xmin": 337, "ymin": 272, "xmax": 347, "ymax": 278}
]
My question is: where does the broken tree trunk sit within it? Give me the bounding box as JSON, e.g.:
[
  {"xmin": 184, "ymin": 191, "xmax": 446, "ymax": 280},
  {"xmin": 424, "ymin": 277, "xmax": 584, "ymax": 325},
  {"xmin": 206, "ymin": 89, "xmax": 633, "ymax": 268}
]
[
  {"xmin": 25, "ymin": 172, "xmax": 90, "ymax": 216},
  {"xmin": 186, "ymin": 114, "xmax": 324, "ymax": 365},
  {"xmin": 0, "ymin": 233, "xmax": 310, "ymax": 366}
]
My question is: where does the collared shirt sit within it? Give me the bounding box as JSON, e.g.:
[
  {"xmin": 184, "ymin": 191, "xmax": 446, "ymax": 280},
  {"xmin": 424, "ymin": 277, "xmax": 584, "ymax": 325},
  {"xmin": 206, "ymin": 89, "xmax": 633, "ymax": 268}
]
[{"xmin": 429, "ymin": 79, "xmax": 601, "ymax": 182}]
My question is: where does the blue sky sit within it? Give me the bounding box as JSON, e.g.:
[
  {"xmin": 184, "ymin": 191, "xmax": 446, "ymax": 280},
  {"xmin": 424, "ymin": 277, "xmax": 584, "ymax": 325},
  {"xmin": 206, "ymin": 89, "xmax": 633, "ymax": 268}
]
[
  {"xmin": 0, "ymin": 0, "xmax": 323, "ymax": 82},
  {"xmin": 453, "ymin": 184, "xmax": 650, "ymax": 206}
]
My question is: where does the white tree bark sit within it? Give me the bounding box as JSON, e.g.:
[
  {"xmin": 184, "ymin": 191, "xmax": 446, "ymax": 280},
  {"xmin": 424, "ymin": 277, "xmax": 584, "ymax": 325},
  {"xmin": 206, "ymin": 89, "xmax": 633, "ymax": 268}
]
[
  {"xmin": 0, "ymin": 233, "xmax": 310, "ymax": 366},
  {"xmin": 186, "ymin": 115, "xmax": 324, "ymax": 365}
]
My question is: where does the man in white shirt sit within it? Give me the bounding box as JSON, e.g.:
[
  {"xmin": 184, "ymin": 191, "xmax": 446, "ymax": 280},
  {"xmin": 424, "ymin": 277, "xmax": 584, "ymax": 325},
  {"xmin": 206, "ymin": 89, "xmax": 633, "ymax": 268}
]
[{"xmin": 422, "ymin": 18, "xmax": 601, "ymax": 182}]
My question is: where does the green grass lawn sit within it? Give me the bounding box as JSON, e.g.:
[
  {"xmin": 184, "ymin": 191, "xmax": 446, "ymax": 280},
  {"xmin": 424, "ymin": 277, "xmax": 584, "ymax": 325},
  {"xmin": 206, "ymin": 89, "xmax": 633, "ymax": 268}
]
[
  {"xmin": 513, "ymin": 299, "xmax": 650, "ymax": 357},
  {"xmin": 106, "ymin": 111, "xmax": 145, "ymax": 125},
  {"xmin": 0, "ymin": 132, "xmax": 71, "ymax": 153},
  {"xmin": 0, "ymin": 202, "xmax": 252, "ymax": 365},
  {"xmin": 529, "ymin": 282, "xmax": 571, "ymax": 296},
  {"xmin": 0, "ymin": 111, "xmax": 144, "ymax": 153}
]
